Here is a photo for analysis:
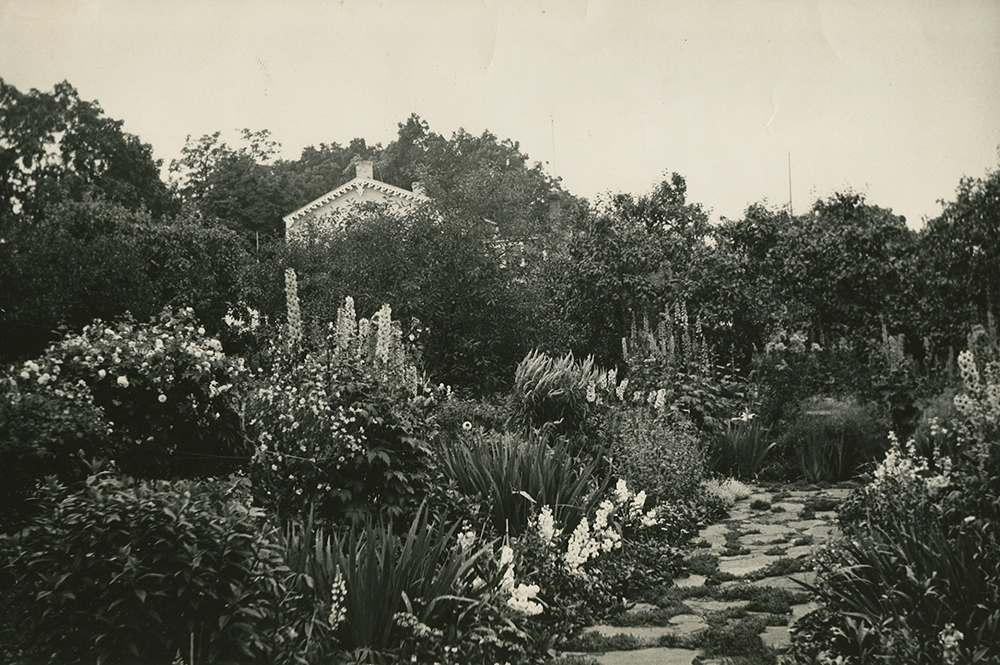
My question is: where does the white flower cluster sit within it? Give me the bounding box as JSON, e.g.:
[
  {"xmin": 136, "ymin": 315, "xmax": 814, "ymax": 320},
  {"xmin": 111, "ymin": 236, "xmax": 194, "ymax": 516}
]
[
  {"xmin": 938, "ymin": 623, "xmax": 964, "ymax": 665},
  {"xmin": 871, "ymin": 431, "xmax": 951, "ymax": 498},
  {"xmin": 563, "ymin": 479, "xmax": 659, "ymax": 577},
  {"xmin": 328, "ymin": 571, "xmax": 347, "ymax": 628},
  {"xmin": 499, "ymin": 543, "xmax": 542, "ymax": 615}
]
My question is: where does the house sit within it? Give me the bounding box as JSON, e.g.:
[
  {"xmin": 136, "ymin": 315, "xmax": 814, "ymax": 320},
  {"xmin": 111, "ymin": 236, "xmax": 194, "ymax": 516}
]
[{"xmin": 283, "ymin": 160, "xmax": 430, "ymax": 241}]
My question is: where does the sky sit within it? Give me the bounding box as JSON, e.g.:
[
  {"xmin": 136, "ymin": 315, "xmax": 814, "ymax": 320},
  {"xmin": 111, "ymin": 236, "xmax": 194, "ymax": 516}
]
[{"xmin": 1, "ymin": 0, "xmax": 998, "ymax": 228}]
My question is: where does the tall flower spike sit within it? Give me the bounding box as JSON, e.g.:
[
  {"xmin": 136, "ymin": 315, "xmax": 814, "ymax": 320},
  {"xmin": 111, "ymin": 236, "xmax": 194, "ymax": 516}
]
[{"xmin": 284, "ymin": 269, "xmax": 302, "ymax": 351}]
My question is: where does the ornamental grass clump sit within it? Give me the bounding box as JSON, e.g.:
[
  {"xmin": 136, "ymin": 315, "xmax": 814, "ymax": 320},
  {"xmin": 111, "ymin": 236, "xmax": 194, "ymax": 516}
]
[
  {"xmin": 710, "ymin": 414, "xmax": 776, "ymax": 480},
  {"xmin": 436, "ymin": 428, "xmax": 609, "ymax": 537},
  {"xmin": 508, "ymin": 350, "xmax": 604, "ymax": 437},
  {"xmin": 782, "ymin": 396, "xmax": 887, "ymax": 482},
  {"xmin": 277, "ymin": 505, "xmax": 542, "ymax": 664}
]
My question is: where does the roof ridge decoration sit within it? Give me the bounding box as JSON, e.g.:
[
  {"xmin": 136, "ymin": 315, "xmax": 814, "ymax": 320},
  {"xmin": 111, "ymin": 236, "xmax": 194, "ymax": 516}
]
[{"xmin": 283, "ymin": 176, "xmax": 430, "ymax": 226}]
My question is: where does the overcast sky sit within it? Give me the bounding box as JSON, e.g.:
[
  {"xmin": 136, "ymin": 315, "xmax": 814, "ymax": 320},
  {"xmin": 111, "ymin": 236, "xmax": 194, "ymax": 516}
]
[{"xmin": 2, "ymin": 0, "xmax": 998, "ymax": 228}]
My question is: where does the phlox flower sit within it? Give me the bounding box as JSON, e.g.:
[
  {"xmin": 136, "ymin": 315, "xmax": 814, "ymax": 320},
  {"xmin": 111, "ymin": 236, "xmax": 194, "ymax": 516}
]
[
  {"xmin": 507, "ymin": 583, "xmax": 543, "ymax": 615},
  {"xmin": 537, "ymin": 505, "xmax": 558, "ymax": 545},
  {"xmin": 614, "ymin": 478, "xmax": 631, "ymax": 504}
]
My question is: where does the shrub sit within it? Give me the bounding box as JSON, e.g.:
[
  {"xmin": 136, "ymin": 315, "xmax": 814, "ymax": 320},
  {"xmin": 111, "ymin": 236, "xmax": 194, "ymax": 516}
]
[
  {"xmin": 0, "ymin": 371, "xmax": 109, "ymax": 532},
  {"xmin": 21, "ymin": 307, "xmax": 248, "ymax": 478},
  {"xmin": 798, "ymin": 347, "xmax": 1000, "ymax": 663},
  {"xmin": 607, "ymin": 408, "xmax": 706, "ymax": 505},
  {"xmin": 710, "ymin": 416, "xmax": 776, "ymax": 479},
  {"xmin": 249, "ymin": 297, "xmax": 442, "ymax": 524},
  {"xmin": 436, "ymin": 429, "xmax": 609, "ymax": 537},
  {"xmin": 507, "ymin": 350, "xmax": 603, "ymax": 437},
  {"xmin": 0, "ymin": 470, "xmax": 283, "ymax": 664},
  {"xmin": 781, "ymin": 396, "xmax": 887, "ymax": 482}
]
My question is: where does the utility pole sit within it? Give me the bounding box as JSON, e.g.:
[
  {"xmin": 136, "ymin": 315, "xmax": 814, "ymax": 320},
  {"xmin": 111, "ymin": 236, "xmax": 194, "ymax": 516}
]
[
  {"xmin": 788, "ymin": 151, "xmax": 794, "ymax": 217},
  {"xmin": 551, "ymin": 114, "xmax": 556, "ymax": 173}
]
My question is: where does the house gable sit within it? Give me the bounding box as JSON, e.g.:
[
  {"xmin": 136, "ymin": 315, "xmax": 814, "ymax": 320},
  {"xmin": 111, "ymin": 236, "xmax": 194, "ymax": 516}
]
[{"xmin": 283, "ymin": 161, "xmax": 430, "ymax": 238}]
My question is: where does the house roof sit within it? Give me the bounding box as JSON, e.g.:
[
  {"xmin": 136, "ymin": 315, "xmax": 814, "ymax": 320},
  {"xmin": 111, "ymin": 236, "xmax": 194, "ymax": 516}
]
[{"xmin": 283, "ymin": 175, "xmax": 431, "ymax": 228}]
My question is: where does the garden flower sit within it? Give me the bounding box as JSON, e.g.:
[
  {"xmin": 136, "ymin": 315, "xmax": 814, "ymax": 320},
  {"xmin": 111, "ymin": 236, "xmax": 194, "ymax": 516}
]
[
  {"xmin": 98, "ymin": 369, "xmax": 106, "ymax": 378},
  {"xmin": 116, "ymin": 375, "xmax": 129, "ymax": 388},
  {"xmin": 939, "ymin": 623, "xmax": 963, "ymax": 665},
  {"xmin": 158, "ymin": 394, "xmax": 167, "ymax": 403},
  {"xmin": 586, "ymin": 382, "xmax": 596, "ymax": 403},
  {"xmin": 537, "ymin": 505, "xmax": 557, "ymax": 544},
  {"xmin": 19, "ymin": 370, "xmax": 29, "ymax": 380},
  {"xmin": 462, "ymin": 421, "xmax": 473, "ymax": 431},
  {"xmin": 507, "ymin": 583, "xmax": 543, "ymax": 615},
  {"xmin": 499, "ymin": 543, "xmax": 515, "ymax": 595}
]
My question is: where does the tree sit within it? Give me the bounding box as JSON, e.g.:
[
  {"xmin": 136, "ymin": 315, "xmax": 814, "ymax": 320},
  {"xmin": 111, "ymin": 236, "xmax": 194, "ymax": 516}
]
[
  {"xmin": 170, "ymin": 129, "xmax": 294, "ymax": 245},
  {"xmin": 914, "ymin": 159, "xmax": 1000, "ymax": 353},
  {"xmin": 0, "ymin": 198, "xmax": 247, "ymax": 362},
  {"xmin": 0, "ymin": 78, "xmax": 173, "ymax": 236},
  {"xmin": 545, "ymin": 174, "xmax": 712, "ymax": 366}
]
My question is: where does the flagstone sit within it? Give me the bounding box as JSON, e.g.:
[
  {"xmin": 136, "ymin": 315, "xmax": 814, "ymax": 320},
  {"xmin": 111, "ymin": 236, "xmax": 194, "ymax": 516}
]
[
  {"xmin": 760, "ymin": 625, "xmax": 792, "ymax": 651},
  {"xmin": 674, "ymin": 574, "xmax": 706, "ymax": 588},
  {"xmin": 785, "ymin": 545, "xmax": 814, "ymax": 559},
  {"xmin": 717, "ymin": 553, "xmax": 782, "ymax": 576},
  {"xmin": 591, "ymin": 647, "xmax": 699, "ymax": 665}
]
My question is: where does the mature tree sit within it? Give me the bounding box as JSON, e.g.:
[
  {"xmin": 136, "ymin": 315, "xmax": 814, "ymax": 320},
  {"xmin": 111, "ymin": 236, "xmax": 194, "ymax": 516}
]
[
  {"xmin": 913, "ymin": 159, "xmax": 1000, "ymax": 353},
  {"xmin": 0, "ymin": 79, "xmax": 173, "ymax": 236},
  {"xmin": 170, "ymin": 129, "xmax": 294, "ymax": 245},
  {"xmin": 544, "ymin": 174, "xmax": 712, "ymax": 366}
]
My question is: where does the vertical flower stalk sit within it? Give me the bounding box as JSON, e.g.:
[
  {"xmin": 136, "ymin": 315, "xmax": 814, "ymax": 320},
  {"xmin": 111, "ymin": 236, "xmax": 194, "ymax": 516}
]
[
  {"xmin": 335, "ymin": 296, "xmax": 356, "ymax": 354},
  {"xmin": 284, "ymin": 269, "xmax": 302, "ymax": 351}
]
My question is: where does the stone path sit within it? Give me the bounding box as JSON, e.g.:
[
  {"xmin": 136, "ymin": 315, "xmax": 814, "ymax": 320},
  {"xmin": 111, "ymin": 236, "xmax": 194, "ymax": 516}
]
[{"xmin": 570, "ymin": 484, "xmax": 853, "ymax": 665}]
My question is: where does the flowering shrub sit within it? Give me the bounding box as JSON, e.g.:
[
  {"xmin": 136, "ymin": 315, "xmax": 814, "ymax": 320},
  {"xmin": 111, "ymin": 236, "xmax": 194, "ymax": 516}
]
[
  {"xmin": 249, "ymin": 296, "xmax": 443, "ymax": 523},
  {"xmin": 7, "ymin": 307, "xmax": 247, "ymax": 479},
  {"xmin": 795, "ymin": 346, "xmax": 1000, "ymax": 663},
  {"xmin": 0, "ymin": 471, "xmax": 284, "ymax": 664},
  {"xmin": 506, "ymin": 479, "xmax": 690, "ymax": 637}
]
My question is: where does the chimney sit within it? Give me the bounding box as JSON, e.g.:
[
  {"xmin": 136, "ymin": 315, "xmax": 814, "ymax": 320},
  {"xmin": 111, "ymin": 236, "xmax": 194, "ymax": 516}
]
[
  {"xmin": 356, "ymin": 160, "xmax": 374, "ymax": 180},
  {"xmin": 411, "ymin": 181, "xmax": 426, "ymax": 197}
]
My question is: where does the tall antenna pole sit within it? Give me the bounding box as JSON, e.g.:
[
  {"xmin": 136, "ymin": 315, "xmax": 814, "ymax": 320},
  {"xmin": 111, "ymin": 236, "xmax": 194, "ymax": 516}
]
[{"xmin": 788, "ymin": 151, "xmax": 794, "ymax": 217}]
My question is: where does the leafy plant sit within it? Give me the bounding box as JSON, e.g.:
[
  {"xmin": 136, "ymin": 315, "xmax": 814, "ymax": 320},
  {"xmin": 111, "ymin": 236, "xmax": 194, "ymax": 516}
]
[
  {"xmin": 0, "ymin": 470, "xmax": 283, "ymax": 664},
  {"xmin": 507, "ymin": 350, "xmax": 603, "ymax": 437},
  {"xmin": 711, "ymin": 417, "xmax": 776, "ymax": 479},
  {"xmin": 607, "ymin": 407, "xmax": 706, "ymax": 504},
  {"xmin": 436, "ymin": 429, "xmax": 609, "ymax": 537},
  {"xmin": 0, "ymin": 371, "xmax": 109, "ymax": 532}
]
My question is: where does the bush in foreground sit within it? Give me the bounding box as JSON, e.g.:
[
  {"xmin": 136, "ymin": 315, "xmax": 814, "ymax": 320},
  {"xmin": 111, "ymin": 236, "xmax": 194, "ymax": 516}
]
[{"xmin": 0, "ymin": 470, "xmax": 283, "ymax": 664}]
